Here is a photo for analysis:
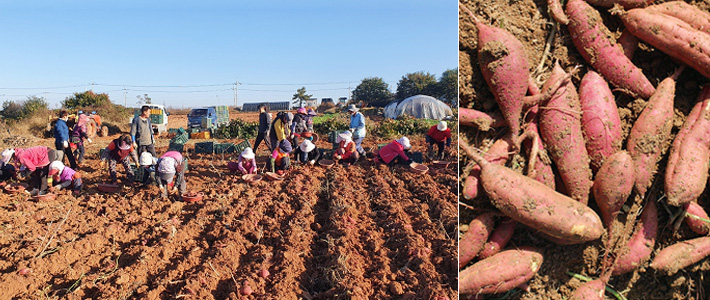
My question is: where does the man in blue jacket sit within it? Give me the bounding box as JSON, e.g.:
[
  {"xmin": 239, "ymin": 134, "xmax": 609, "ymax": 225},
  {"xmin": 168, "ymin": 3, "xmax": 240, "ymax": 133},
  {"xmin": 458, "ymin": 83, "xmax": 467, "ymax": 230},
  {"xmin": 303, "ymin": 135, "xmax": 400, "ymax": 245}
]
[
  {"xmin": 54, "ymin": 110, "xmax": 77, "ymax": 169},
  {"xmin": 347, "ymin": 104, "xmax": 366, "ymax": 157}
]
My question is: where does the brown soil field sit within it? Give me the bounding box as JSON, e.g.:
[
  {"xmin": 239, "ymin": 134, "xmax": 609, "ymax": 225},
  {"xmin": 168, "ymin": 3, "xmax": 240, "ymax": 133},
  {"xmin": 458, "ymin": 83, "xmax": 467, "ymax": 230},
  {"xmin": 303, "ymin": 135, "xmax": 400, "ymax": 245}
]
[
  {"xmin": 460, "ymin": 0, "xmax": 710, "ymax": 299},
  {"xmin": 0, "ymin": 112, "xmax": 457, "ymax": 299}
]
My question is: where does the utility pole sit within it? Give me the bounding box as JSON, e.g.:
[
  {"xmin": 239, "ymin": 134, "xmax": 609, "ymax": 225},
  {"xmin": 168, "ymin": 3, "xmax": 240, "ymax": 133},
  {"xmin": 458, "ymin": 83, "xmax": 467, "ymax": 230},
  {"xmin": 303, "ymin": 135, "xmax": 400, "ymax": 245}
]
[
  {"xmin": 234, "ymin": 79, "xmax": 238, "ymax": 108},
  {"xmin": 123, "ymin": 87, "xmax": 127, "ymax": 107}
]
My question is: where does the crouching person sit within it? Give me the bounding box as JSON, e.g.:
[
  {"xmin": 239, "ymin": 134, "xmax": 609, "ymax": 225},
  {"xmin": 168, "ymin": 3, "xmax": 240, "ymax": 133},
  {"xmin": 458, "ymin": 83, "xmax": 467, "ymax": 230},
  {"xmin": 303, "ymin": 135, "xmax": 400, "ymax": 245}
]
[
  {"xmin": 269, "ymin": 140, "xmax": 291, "ymax": 175},
  {"xmin": 376, "ymin": 137, "xmax": 413, "ymax": 166},
  {"xmin": 156, "ymin": 151, "xmax": 187, "ymax": 199},
  {"xmin": 238, "ymin": 147, "xmax": 257, "ymax": 175},
  {"xmin": 10, "ymin": 146, "xmax": 62, "ymax": 195},
  {"xmin": 101, "ymin": 134, "xmax": 139, "ymax": 184},
  {"xmin": 294, "ymin": 139, "xmax": 320, "ymax": 165},
  {"xmin": 139, "ymin": 152, "xmax": 158, "ymax": 185},
  {"xmin": 333, "ymin": 131, "xmax": 359, "ymax": 165},
  {"xmin": 0, "ymin": 149, "xmax": 17, "ymax": 183},
  {"xmin": 48, "ymin": 161, "xmax": 83, "ymax": 195}
]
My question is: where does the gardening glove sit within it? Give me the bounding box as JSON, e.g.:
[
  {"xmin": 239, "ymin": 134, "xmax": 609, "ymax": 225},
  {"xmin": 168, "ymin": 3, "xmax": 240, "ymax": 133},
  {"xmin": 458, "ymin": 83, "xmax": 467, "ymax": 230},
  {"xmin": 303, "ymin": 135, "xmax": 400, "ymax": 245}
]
[
  {"xmin": 63, "ymin": 141, "xmax": 69, "ymax": 148},
  {"xmin": 269, "ymin": 158, "xmax": 276, "ymax": 173},
  {"xmin": 309, "ymin": 160, "xmax": 315, "ymax": 165},
  {"xmin": 53, "ymin": 185, "xmax": 62, "ymax": 191},
  {"xmin": 87, "ymin": 138, "xmax": 93, "ymax": 144},
  {"xmin": 132, "ymin": 142, "xmax": 138, "ymax": 149}
]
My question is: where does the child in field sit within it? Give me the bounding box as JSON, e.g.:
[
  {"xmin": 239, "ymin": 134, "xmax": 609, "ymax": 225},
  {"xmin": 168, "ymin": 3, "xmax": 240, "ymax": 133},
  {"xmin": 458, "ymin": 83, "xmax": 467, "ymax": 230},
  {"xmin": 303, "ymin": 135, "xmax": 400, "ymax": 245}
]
[
  {"xmin": 139, "ymin": 151, "xmax": 158, "ymax": 185},
  {"xmin": 48, "ymin": 161, "xmax": 83, "ymax": 195},
  {"xmin": 237, "ymin": 147, "xmax": 257, "ymax": 175}
]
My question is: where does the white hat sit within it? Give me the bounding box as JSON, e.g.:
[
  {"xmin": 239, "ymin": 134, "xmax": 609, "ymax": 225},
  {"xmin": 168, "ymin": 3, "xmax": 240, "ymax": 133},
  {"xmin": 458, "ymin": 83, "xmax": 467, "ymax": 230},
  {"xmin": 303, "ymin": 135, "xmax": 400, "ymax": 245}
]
[
  {"xmin": 300, "ymin": 139, "xmax": 316, "ymax": 152},
  {"xmin": 397, "ymin": 137, "xmax": 411, "ymax": 150},
  {"xmin": 49, "ymin": 160, "xmax": 65, "ymax": 175},
  {"xmin": 0, "ymin": 149, "xmax": 14, "ymax": 165},
  {"xmin": 437, "ymin": 121, "xmax": 447, "ymax": 131},
  {"xmin": 241, "ymin": 147, "xmax": 255, "ymax": 160},
  {"xmin": 140, "ymin": 152, "xmax": 155, "ymax": 166},
  {"xmin": 336, "ymin": 131, "xmax": 352, "ymax": 144},
  {"xmin": 347, "ymin": 104, "xmax": 358, "ymax": 112}
]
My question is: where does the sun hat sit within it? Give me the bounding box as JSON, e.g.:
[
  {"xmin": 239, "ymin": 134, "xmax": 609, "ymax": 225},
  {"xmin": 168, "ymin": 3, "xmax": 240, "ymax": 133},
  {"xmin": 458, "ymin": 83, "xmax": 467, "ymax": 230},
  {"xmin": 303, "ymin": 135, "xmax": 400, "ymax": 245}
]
[
  {"xmin": 300, "ymin": 139, "xmax": 316, "ymax": 152},
  {"xmin": 336, "ymin": 131, "xmax": 352, "ymax": 144},
  {"xmin": 279, "ymin": 139, "xmax": 292, "ymax": 153},
  {"xmin": 241, "ymin": 147, "xmax": 255, "ymax": 160},
  {"xmin": 48, "ymin": 161, "xmax": 65, "ymax": 176},
  {"xmin": 1, "ymin": 149, "xmax": 15, "ymax": 165},
  {"xmin": 347, "ymin": 104, "xmax": 358, "ymax": 112},
  {"xmin": 437, "ymin": 121, "xmax": 447, "ymax": 131},
  {"xmin": 397, "ymin": 137, "xmax": 411, "ymax": 150},
  {"xmin": 297, "ymin": 107, "xmax": 307, "ymax": 114},
  {"xmin": 307, "ymin": 108, "xmax": 317, "ymax": 116}
]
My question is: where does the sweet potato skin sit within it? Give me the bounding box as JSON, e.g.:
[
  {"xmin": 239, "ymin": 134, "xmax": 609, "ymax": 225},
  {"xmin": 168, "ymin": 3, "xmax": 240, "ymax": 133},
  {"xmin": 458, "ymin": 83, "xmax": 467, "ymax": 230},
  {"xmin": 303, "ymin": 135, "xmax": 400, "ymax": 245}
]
[
  {"xmin": 626, "ymin": 74, "xmax": 675, "ymax": 197},
  {"xmin": 459, "ymin": 212, "xmax": 496, "ymax": 269},
  {"xmin": 459, "ymin": 108, "xmax": 505, "ymax": 131},
  {"xmin": 684, "ymin": 202, "xmax": 710, "ymax": 235},
  {"xmin": 665, "ymin": 87, "xmax": 710, "ymax": 206},
  {"xmin": 566, "ymin": 0, "xmax": 655, "ymax": 99},
  {"xmin": 592, "ymin": 151, "xmax": 634, "ymax": 226},
  {"xmin": 480, "ymin": 158, "xmax": 604, "ymax": 243},
  {"xmin": 462, "ymin": 138, "xmax": 513, "ymax": 200},
  {"xmin": 459, "ymin": 247, "xmax": 543, "ymax": 295},
  {"xmin": 622, "ymin": 9, "xmax": 710, "ymax": 78},
  {"xmin": 618, "ymin": 29, "xmax": 639, "ymax": 59},
  {"xmin": 646, "ymin": 1, "xmax": 710, "ymax": 36},
  {"xmin": 585, "ymin": 0, "xmax": 653, "ymax": 8},
  {"xmin": 569, "ymin": 278, "xmax": 606, "ymax": 300},
  {"xmin": 579, "ymin": 71, "xmax": 623, "ymax": 170},
  {"xmin": 523, "ymin": 106, "xmax": 556, "ymax": 189},
  {"xmin": 612, "ymin": 200, "xmax": 657, "ymax": 275},
  {"xmin": 539, "ymin": 63, "xmax": 592, "ymax": 203},
  {"xmin": 478, "ymin": 217, "xmax": 516, "ymax": 259},
  {"xmin": 650, "ymin": 236, "xmax": 710, "ymax": 275},
  {"xmin": 476, "ymin": 19, "xmax": 530, "ymax": 142}
]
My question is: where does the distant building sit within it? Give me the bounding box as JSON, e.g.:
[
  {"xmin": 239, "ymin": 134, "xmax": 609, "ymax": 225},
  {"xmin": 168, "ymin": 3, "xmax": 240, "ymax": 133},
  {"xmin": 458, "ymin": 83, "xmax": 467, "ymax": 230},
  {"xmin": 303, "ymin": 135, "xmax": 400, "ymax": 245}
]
[
  {"xmin": 242, "ymin": 101, "xmax": 291, "ymax": 112},
  {"xmin": 338, "ymin": 97, "xmax": 348, "ymax": 104},
  {"xmin": 304, "ymin": 97, "xmax": 318, "ymax": 108},
  {"xmin": 321, "ymin": 98, "xmax": 334, "ymax": 105}
]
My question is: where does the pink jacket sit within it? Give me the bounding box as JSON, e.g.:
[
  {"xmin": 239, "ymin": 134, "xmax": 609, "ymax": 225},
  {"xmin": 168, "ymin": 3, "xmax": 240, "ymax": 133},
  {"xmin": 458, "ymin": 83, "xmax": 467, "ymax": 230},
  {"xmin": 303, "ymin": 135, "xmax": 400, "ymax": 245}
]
[
  {"xmin": 378, "ymin": 140, "xmax": 409, "ymax": 164},
  {"xmin": 162, "ymin": 151, "xmax": 183, "ymax": 162},
  {"xmin": 14, "ymin": 146, "xmax": 50, "ymax": 172},
  {"xmin": 238, "ymin": 156, "xmax": 257, "ymax": 174}
]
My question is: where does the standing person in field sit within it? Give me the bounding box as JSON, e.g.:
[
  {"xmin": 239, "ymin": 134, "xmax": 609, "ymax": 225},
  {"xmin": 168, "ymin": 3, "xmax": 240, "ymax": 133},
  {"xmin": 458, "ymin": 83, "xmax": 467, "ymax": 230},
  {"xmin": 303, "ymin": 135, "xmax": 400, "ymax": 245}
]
[
  {"xmin": 426, "ymin": 121, "xmax": 452, "ymax": 160},
  {"xmin": 130, "ymin": 105, "xmax": 157, "ymax": 157},
  {"xmin": 290, "ymin": 107, "xmax": 308, "ymax": 147},
  {"xmin": 253, "ymin": 104, "xmax": 272, "ymax": 153},
  {"xmin": 347, "ymin": 104, "xmax": 366, "ymax": 157},
  {"xmin": 101, "ymin": 134, "xmax": 139, "ymax": 184},
  {"xmin": 71, "ymin": 112, "xmax": 92, "ymax": 167},
  {"xmin": 268, "ymin": 111, "xmax": 291, "ymax": 152},
  {"xmin": 54, "ymin": 110, "xmax": 77, "ymax": 169}
]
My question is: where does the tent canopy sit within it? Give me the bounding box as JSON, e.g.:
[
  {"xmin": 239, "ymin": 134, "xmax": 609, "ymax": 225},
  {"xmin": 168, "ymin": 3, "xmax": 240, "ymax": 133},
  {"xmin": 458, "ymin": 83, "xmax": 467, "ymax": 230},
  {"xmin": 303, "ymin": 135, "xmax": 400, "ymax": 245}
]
[{"xmin": 384, "ymin": 95, "xmax": 453, "ymax": 120}]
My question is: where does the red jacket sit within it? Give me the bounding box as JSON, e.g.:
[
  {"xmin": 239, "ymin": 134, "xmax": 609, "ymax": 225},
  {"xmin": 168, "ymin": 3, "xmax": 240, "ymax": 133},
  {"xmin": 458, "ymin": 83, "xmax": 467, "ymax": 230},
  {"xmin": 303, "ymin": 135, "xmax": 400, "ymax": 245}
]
[
  {"xmin": 427, "ymin": 125, "xmax": 451, "ymax": 143},
  {"xmin": 379, "ymin": 140, "xmax": 409, "ymax": 164},
  {"xmin": 14, "ymin": 146, "xmax": 50, "ymax": 172},
  {"xmin": 334, "ymin": 140, "xmax": 357, "ymax": 160}
]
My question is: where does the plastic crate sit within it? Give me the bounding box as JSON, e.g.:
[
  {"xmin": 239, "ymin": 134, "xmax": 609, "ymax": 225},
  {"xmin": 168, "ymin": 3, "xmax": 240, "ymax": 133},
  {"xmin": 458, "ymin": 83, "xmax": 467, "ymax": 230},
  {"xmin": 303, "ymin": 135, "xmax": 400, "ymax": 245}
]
[
  {"xmin": 168, "ymin": 128, "xmax": 179, "ymax": 134},
  {"xmin": 170, "ymin": 132, "xmax": 189, "ymax": 145},
  {"xmin": 195, "ymin": 142, "xmax": 214, "ymax": 154},
  {"xmin": 168, "ymin": 142, "xmax": 184, "ymax": 153},
  {"xmin": 130, "ymin": 164, "xmax": 144, "ymax": 182},
  {"xmin": 214, "ymin": 143, "xmax": 236, "ymax": 154},
  {"xmin": 234, "ymin": 140, "xmax": 251, "ymax": 154}
]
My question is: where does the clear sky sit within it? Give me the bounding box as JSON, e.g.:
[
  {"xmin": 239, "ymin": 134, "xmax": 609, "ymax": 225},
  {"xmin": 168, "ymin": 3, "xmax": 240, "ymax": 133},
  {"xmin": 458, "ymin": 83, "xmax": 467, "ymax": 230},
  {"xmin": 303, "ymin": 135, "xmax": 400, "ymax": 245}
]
[{"xmin": 0, "ymin": 0, "xmax": 457, "ymax": 109}]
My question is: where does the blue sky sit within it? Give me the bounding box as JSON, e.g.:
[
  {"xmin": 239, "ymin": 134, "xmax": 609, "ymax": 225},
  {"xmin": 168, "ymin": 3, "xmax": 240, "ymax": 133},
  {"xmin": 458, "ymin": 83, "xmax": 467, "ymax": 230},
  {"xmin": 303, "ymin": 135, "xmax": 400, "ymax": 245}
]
[{"xmin": 0, "ymin": 0, "xmax": 457, "ymax": 109}]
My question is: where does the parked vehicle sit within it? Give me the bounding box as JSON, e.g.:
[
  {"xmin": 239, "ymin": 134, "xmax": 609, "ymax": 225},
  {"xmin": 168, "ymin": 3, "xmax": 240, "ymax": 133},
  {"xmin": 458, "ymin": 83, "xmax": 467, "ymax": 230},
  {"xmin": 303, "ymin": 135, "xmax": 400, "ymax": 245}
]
[{"xmin": 188, "ymin": 106, "xmax": 230, "ymax": 130}]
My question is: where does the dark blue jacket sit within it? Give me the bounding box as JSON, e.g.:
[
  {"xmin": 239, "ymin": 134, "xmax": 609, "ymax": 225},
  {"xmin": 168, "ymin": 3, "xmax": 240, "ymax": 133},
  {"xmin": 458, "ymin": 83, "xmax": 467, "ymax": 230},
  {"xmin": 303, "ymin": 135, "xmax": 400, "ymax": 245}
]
[{"xmin": 54, "ymin": 119, "xmax": 70, "ymax": 145}]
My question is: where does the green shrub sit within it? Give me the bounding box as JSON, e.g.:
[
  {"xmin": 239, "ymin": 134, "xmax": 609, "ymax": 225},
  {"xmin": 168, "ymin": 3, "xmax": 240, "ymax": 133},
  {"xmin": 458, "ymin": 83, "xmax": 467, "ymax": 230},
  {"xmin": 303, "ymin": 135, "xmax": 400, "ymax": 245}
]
[
  {"xmin": 1, "ymin": 96, "xmax": 49, "ymax": 120},
  {"xmin": 372, "ymin": 115, "xmax": 450, "ymax": 139},
  {"xmin": 313, "ymin": 113, "xmax": 349, "ymax": 135},
  {"xmin": 214, "ymin": 119, "xmax": 258, "ymax": 139},
  {"xmin": 62, "ymin": 91, "xmax": 109, "ymax": 109}
]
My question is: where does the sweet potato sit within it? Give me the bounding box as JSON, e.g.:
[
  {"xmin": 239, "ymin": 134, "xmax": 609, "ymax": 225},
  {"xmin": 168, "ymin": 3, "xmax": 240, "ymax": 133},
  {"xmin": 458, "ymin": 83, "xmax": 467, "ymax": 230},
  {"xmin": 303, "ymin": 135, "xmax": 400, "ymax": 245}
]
[
  {"xmin": 478, "ymin": 217, "xmax": 516, "ymax": 259},
  {"xmin": 539, "ymin": 62, "xmax": 593, "ymax": 204},
  {"xmin": 646, "ymin": 1, "xmax": 710, "ymax": 36},
  {"xmin": 459, "ymin": 247, "xmax": 543, "ymax": 295},
  {"xmin": 566, "ymin": 0, "xmax": 655, "ymax": 99},
  {"xmin": 622, "ymin": 8, "xmax": 710, "ymax": 78},
  {"xmin": 612, "ymin": 199, "xmax": 657, "ymax": 275},
  {"xmin": 461, "ymin": 140, "xmax": 604, "ymax": 243},
  {"xmin": 593, "ymin": 151, "xmax": 634, "ymax": 226},
  {"xmin": 459, "ymin": 108, "xmax": 505, "ymax": 131},
  {"xmin": 584, "ymin": 0, "xmax": 653, "ymax": 8},
  {"xmin": 461, "ymin": 4, "xmax": 569, "ymax": 145},
  {"xmin": 626, "ymin": 69, "xmax": 678, "ymax": 197},
  {"xmin": 684, "ymin": 201, "xmax": 710, "ymax": 235},
  {"xmin": 650, "ymin": 236, "xmax": 710, "ymax": 275},
  {"xmin": 463, "ymin": 138, "xmax": 513, "ymax": 200},
  {"xmin": 569, "ymin": 278, "xmax": 606, "ymax": 300},
  {"xmin": 523, "ymin": 88, "xmax": 556, "ymax": 189},
  {"xmin": 665, "ymin": 86, "xmax": 710, "ymax": 206},
  {"xmin": 617, "ymin": 29, "xmax": 639, "ymax": 59},
  {"xmin": 459, "ymin": 212, "xmax": 496, "ymax": 269},
  {"xmin": 548, "ymin": 0, "xmax": 569, "ymax": 25},
  {"xmin": 579, "ymin": 71, "xmax": 623, "ymax": 170}
]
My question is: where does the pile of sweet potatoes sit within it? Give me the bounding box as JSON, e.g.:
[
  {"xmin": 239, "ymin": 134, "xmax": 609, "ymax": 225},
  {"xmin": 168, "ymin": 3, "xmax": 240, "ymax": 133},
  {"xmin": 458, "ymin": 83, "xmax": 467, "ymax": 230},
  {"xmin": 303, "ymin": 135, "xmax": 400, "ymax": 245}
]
[{"xmin": 460, "ymin": 1, "xmax": 710, "ymax": 298}]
